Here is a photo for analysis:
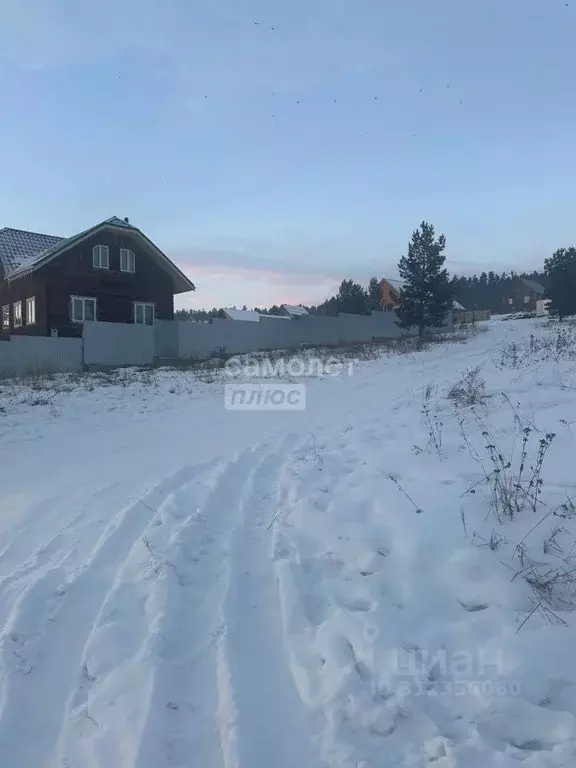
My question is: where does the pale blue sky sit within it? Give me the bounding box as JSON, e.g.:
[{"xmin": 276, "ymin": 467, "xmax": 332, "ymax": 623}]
[{"xmin": 1, "ymin": 0, "xmax": 575, "ymax": 308}]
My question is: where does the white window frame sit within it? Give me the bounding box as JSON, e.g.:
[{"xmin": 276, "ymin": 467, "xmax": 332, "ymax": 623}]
[
  {"xmin": 71, "ymin": 295, "xmax": 97, "ymax": 323},
  {"xmin": 2, "ymin": 305, "xmax": 9, "ymax": 330},
  {"xmin": 133, "ymin": 301, "xmax": 155, "ymax": 326},
  {"xmin": 523, "ymin": 295, "xmax": 530, "ymax": 304},
  {"xmin": 13, "ymin": 301, "xmax": 22, "ymax": 328},
  {"xmin": 25, "ymin": 296, "xmax": 36, "ymax": 325},
  {"xmin": 92, "ymin": 244, "xmax": 110, "ymax": 269},
  {"xmin": 120, "ymin": 248, "xmax": 136, "ymax": 273},
  {"xmin": 508, "ymin": 297, "xmax": 514, "ymax": 306}
]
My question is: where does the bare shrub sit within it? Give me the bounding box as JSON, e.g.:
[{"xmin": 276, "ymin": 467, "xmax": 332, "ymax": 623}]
[
  {"xmin": 448, "ymin": 366, "xmax": 487, "ymax": 408},
  {"xmin": 421, "ymin": 383, "xmax": 444, "ymax": 459},
  {"xmin": 496, "ymin": 325, "xmax": 576, "ymax": 370},
  {"xmin": 471, "ymin": 529, "xmax": 507, "ymax": 551},
  {"xmin": 463, "ymin": 410, "xmax": 556, "ymax": 522},
  {"xmin": 388, "ymin": 474, "xmax": 424, "ymax": 514},
  {"xmin": 28, "ymin": 396, "xmax": 51, "ymax": 407},
  {"xmin": 482, "ymin": 427, "xmax": 554, "ymax": 521}
]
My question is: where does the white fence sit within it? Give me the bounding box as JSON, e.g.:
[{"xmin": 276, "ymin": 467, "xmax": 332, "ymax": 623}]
[
  {"xmin": 0, "ymin": 336, "xmax": 83, "ymax": 376},
  {"xmin": 82, "ymin": 321, "xmax": 155, "ymax": 366},
  {"xmin": 0, "ymin": 311, "xmax": 454, "ymax": 376}
]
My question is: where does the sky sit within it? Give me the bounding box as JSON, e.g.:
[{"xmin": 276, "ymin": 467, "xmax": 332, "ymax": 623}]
[{"xmin": 1, "ymin": 0, "xmax": 576, "ymax": 310}]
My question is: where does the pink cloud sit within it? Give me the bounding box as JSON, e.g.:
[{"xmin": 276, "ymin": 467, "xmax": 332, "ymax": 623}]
[{"xmin": 175, "ymin": 261, "xmax": 340, "ymax": 310}]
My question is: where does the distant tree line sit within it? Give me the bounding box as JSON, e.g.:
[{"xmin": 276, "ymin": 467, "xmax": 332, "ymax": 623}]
[
  {"xmin": 253, "ymin": 305, "xmax": 284, "ymax": 315},
  {"xmin": 175, "ymin": 307, "xmax": 227, "ymax": 321},
  {"xmin": 174, "ymin": 304, "xmax": 286, "ymax": 322},
  {"xmin": 309, "ymin": 277, "xmax": 382, "ymax": 316},
  {"xmin": 175, "ymin": 235, "xmax": 576, "ymax": 325}
]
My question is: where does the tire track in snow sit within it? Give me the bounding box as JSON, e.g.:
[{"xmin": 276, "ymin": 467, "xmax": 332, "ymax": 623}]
[
  {"xmin": 0, "ymin": 483, "xmax": 127, "ymax": 631},
  {"xmin": 216, "ymin": 435, "xmax": 325, "ymax": 768},
  {"xmin": 0, "ymin": 460, "xmax": 218, "ymax": 768},
  {"xmin": 133, "ymin": 444, "xmax": 272, "ymax": 768}
]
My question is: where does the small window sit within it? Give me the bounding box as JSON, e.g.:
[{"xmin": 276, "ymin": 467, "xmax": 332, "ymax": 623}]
[
  {"xmin": 92, "ymin": 244, "xmax": 110, "ymax": 269},
  {"xmin": 508, "ymin": 297, "xmax": 514, "ymax": 306},
  {"xmin": 120, "ymin": 248, "xmax": 135, "ymax": 273},
  {"xmin": 13, "ymin": 301, "xmax": 22, "ymax": 327},
  {"xmin": 26, "ymin": 296, "xmax": 36, "ymax": 325},
  {"xmin": 134, "ymin": 302, "xmax": 155, "ymax": 325},
  {"xmin": 523, "ymin": 295, "xmax": 530, "ymax": 304},
  {"xmin": 2, "ymin": 305, "xmax": 9, "ymax": 329},
  {"xmin": 71, "ymin": 295, "xmax": 97, "ymax": 323}
]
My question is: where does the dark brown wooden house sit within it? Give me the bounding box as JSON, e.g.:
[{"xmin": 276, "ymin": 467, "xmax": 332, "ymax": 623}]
[
  {"xmin": 504, "ymin": 276, "xmax": 545, "ymax": 313},
  {"xmin": 0, "ymin": 216, "xmax": 195, "ymax": 338}
]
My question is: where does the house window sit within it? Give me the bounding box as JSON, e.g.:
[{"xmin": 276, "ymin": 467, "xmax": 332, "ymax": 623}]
[
  {"xmin": 2, "ymin": 305, "xmax": 9, "ymax": 330},
  {"xmin": 120, "ymin": 248, "xmax": 135, "ymax": 273},
  {"xmin": 508, "ymin": 297, "xmax": 514, "ymax": 306},
  {"xmin": 134, "ymin": 302, "xmax": 155, "ymax": 325},
  {"xmin": 26, "ymin": 296, "xmax": 36, "ymax": 325},
  {"xmin": 92, "ymin": 244, "xmax": 110, "ymax": 269},
  {"xmin": 523, "ymin": 295, "xmax": 530, "ymax": 304},
  {"xmin": 13, "ymin": 301, "xmax": 22, "ymax": 327},
  {"xmin": 71, "ymin": 295, "xmax": 97, "ymax": 323}
]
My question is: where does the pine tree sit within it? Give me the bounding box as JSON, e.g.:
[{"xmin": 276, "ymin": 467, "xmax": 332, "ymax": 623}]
[
  {"xmin": 396, "ymin": 222, "xmax": 453, "ymax": 336},
  {"xmin": 544, "ymin": 247, "xmax": 576, "ymax": 320},
  {"xmin": 367, "ymin": 276, "xmax": 383, "ymax": 311},
  {"xmin": 336, "ymin": 279, "xmax": 369, "ymax": 315}
]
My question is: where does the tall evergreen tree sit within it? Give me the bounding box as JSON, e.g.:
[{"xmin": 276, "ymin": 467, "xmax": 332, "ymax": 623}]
[
  {"xmin": 367, "ymin": 276, "xmax": 383, "ymax": 312},
  {"xmin": 544, "ymin": 247, "xmax": 576, "ymax": 320},
  {"xmin": 336, "ymin": 279, "xmax": 369, "ymax": 314},
  {"xmin": 396, "ymin": 222, "xmax": 453, "ymax": 336}
]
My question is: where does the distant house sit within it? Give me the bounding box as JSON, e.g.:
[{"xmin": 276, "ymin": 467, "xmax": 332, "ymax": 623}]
[
  {"xmin": 0, "ymin": 216, "xmax": 195, "ymax": 338},
  {"xmin": 379, "ymin": 278, "xmax": 403, "ymax": 311},
  {"xmin": 223, "ymin": 308, "xmax": 291, "ymax": 322},
  {"xmin": 380, "ymin": 278, "xmax": 465, "ymax": 312},
  {"xmin": 280, "ymin": 304, "xmax": 309, "ymax": 318},
  {"xmin": 505, "ymin": 277, "xmax": 545, "ymax": 313},
  {"xmin": 223, "ymin": 308, "xmax": 261, "ymax": 322}
]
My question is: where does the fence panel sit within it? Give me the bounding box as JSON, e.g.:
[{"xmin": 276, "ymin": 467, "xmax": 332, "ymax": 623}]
[
  {"xmin": 154, "ymin": 320, "xmax": 179, "ymax": 360},
  {"xmin": 0, "ymin": 336, "xmax": 83, "ymax": 376},
  {"xmin": 172, "ymin": 310, "xmax": 455, "ymax": 360},
  {"xmin": 83, "ymin": 321, "xmax": 154, "ymax": 366},
  {"xmin": 453, "ymin": 309, "xmax": 490, "ymax": 324}
]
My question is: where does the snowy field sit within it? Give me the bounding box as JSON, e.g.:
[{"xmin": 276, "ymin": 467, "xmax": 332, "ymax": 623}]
[{"xmin": 1, "ymin": 317, "xmax": 576, "ymax": 767}]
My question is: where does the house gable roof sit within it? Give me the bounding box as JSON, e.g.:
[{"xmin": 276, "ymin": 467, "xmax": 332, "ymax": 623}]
[
  {"xmin": 520, "ymin": 277, "xmax": 545, "ymax": 295},
  {"xmin": 223, "ymin": 308, "xmax": 292, "ymax": 321},
  {"xmin": 0, "ymin": 216, "xmax": 195, "ymax": 294},
  {"xmin": 281, "ymin": 304, "xmax": 309, "ymax": 317},
  {"xmin": 381, "ymin": 277, "xmax": 465, "ymax": 310},
  {"xmin": 0, "ymin": 228, "xmax": 66, "ymax": 276},
  {"xmin": 380, "ymin": 277, "xmax": 403, "ymax": 291},
  {"xmin": 223, "ymin": 308, "xmax": 261, "ymax": 322}
]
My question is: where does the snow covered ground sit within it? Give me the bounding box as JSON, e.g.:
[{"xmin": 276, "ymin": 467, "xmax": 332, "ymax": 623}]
[{"xmin": 1, "ymin": 317, "xmax": 576, "ymax": 767}]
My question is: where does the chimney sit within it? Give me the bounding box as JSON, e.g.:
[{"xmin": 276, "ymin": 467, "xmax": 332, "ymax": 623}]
[{"xmin": 124, "ymin": 217, "xmax": 129, "ymax": 224}]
